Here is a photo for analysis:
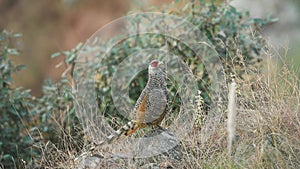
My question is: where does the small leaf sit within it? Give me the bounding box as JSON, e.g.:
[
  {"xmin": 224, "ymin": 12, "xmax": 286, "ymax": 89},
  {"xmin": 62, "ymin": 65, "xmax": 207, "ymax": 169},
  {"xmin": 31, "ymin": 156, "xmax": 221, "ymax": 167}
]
[
  {"xmin": 3, "ymin": 154, "xmax": 13, "ymax": 160},
  {"xmin": 63, "ymin": 51, "xmax": 71, "ymax": 56},
  {"xmin": 66, "ymin": 53, "xmax": 76, "ymax": 63},
  {"xmin": 12, "ymin": 33, "xmax": 22, "ymax": 38},
  {"xmin": 75, "ymin": 42, "xmax": 83, "ymax": 50},
  {"xmin": 182, "ymin": 3, "xmax": 190, "ymax": 12},
  {"xmin": 16, "ymin": 65, "xmax": 26, "ymax": 71},
  {"xmin": 245, "ymin": 11, "xmax": 250, "ymax": 17},
  {"xmin": 51, "ymin": 52, "xmax": 61, "ymax": 58}
]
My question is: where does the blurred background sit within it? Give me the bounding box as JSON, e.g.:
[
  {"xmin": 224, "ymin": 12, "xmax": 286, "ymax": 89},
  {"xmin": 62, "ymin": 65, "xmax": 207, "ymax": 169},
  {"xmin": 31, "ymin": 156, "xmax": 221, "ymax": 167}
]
[{"xmin": 0, "ymin": 0, "xmax": 299, "ymax": 96}]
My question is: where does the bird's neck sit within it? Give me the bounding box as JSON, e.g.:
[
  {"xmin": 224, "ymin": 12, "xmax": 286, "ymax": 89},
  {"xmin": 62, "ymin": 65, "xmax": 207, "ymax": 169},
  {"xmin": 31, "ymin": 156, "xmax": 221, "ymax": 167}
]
[{"xmin": 147, "ymin": 73, "xmax": 166, "ymax": 88}]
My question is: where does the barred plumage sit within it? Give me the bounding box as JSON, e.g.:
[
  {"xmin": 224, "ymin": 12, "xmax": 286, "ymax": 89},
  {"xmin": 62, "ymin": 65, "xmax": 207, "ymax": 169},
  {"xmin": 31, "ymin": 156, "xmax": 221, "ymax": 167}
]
[{"xmin": 104, "ymin": 60, "xmax": 168, "ymax": 144}]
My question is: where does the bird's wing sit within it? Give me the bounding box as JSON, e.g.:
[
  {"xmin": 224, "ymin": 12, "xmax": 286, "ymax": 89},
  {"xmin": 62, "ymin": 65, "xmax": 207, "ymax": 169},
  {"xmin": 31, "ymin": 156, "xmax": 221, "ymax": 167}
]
[
  {"xmin": 133, "ymin": 87, "xmax": 149, "ymax": 123},
  {"xmin": 144, "ymin": 88, "xmax": 168, "ymax": 124}
]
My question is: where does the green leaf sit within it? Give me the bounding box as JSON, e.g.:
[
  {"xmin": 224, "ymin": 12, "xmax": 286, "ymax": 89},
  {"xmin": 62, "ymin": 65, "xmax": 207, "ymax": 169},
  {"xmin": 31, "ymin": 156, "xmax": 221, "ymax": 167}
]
[
  {"xmin": 12, "ymin": 33, "xmax": 23, "ymax": 38},
  {"xmin": 16, "ymin": 65, "xmax": 26, "ymax": 71},
  {"xmin": 4, "ymin": 76, "xmax": 13, "ymax": 85},
  {"xmin": 51, "ymin": 52, "xmax": 61, "ymax": 58},
  {"xmin": 62, "ymin": 51, "xmax": 71, "ymax": 56},
  {"xmin": 75, "ymin": 42, "xmax": 83, "ymax": 50},
  {"xmin": 66, "ymin": 53, "xmax": 76, "ymax": 63},
  {"xmin": 182, "ymin": 3, "xmax": 190, "ymax": 12},
  {"xmin": 3, "ymin": 154, "xmax": 13, "ymax": 160},
  {"xmin": 0, "ymin": 35, "xmax": 5, "ymax": 41}
]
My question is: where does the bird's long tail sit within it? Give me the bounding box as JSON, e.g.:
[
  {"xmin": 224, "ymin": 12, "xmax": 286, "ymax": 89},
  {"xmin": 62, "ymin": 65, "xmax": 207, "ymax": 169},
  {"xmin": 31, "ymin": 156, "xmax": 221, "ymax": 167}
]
[{"xmin": 104, "ymin": 121, "xmax": 146, "ymax": 144}]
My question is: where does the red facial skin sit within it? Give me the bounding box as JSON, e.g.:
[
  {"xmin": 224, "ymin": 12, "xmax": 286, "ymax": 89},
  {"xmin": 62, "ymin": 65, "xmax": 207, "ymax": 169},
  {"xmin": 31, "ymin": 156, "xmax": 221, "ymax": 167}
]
[{"xmin": 150, "ymin": 60, "xmax": 159, "ymax": 68}]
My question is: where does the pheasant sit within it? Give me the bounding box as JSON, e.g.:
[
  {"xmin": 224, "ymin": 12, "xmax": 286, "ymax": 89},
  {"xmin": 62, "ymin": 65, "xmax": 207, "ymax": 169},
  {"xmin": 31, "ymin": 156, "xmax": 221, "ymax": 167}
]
[{"xmin": 105, "ymin": 60, "xmax": 168, "ymax": 144}]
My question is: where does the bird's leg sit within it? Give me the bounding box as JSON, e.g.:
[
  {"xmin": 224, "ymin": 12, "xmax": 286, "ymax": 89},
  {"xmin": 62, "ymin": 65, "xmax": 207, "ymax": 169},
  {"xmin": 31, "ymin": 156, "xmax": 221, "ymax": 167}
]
[
  {"xmin": 153, "ymin": 125, "xmax": 167, "ymax": 132},
  {"xmin": 156, "ymin": 125, "xmax": 166, "ymax": 131},
  {"xmin": 148, "ymin": 125, "xmax": 166, "ymax": 136}
]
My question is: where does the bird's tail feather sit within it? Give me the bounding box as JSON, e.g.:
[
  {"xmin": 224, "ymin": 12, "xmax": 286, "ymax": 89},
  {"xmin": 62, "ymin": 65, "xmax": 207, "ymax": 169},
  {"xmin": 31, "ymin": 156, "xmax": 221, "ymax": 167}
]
[{"xmin": 105, "ymin": 121, "xmax": 146, "ymax": 144}]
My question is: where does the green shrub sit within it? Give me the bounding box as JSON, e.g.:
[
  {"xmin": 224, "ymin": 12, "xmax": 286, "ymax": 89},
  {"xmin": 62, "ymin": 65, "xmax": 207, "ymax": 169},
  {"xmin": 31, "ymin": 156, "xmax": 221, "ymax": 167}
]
[
  {"xmin": 0, "ymin": 30, "xmax": 80, "ymax": 168},
  {"xmin": 0, "ymin": 30, "xmax": 36, "ymax": 168}
]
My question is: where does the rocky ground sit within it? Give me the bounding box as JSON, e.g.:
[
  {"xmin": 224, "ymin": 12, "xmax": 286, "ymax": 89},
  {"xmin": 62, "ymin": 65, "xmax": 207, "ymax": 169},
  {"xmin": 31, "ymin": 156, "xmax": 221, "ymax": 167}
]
[{"xmin": 75, "ymin": 128, "xmax": 190, "ymax": 169}]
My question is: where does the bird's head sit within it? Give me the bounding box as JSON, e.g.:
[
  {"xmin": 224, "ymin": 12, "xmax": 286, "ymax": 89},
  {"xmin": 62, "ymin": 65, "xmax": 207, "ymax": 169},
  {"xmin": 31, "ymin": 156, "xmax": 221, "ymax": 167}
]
[{"xmin": 148, "ymin": 60, "xmax": 165, "ymax": 74}]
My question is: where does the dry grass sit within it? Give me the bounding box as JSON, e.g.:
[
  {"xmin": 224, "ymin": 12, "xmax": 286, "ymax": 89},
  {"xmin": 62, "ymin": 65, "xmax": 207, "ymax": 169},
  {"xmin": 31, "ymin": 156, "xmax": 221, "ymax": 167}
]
[
  {"xmin": 179, "ymin": 48, "xmax": 300, "ymax": 168},
  {"xmin": 36, "ymin": 47, "xmax": 300, "ymax": 169}
]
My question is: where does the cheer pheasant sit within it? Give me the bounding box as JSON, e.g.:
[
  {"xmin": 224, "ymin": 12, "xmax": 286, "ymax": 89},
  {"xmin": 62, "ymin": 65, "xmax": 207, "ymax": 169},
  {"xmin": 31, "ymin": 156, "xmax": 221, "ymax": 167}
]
[{"xmin": 105, "ymin": 60, "xmax": 168, "ymax": 144}]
